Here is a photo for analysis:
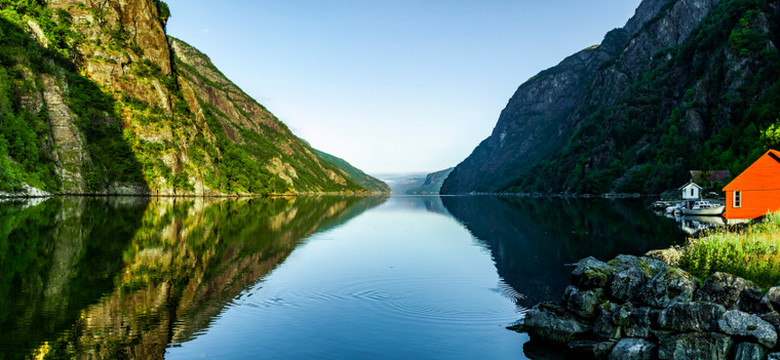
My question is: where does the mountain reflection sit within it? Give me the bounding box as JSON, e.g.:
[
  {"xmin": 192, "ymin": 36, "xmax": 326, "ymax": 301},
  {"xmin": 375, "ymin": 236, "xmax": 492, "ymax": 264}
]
[
  {"xmin": 441, "ymin": 196, "xmax": 686, "ymax": 308},
  {"xmin": 0, "ymin": 195, "xmax": 386, "ymax": 360}
]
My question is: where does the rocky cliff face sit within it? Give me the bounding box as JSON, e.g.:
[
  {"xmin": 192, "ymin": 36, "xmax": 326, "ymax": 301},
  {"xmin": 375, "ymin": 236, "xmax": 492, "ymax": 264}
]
[
  {"xmin": 442, "ymin": 0, "xmax": 780, "ymax": 194},
  {"xmin": 0, "ymin": 0, "xmax": 387, "ymax": 196}
]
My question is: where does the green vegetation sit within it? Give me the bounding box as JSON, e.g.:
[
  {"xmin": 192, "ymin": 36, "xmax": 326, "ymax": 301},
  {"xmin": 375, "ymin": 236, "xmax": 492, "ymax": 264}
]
[
  {"xmin": 0, "ymin": 197, "xmax": 145, "ymax": 359},
  {"xmin": 0, "ymin": 2, "xmax": 371, "ymax": 195},
  {"xmin": 0, "ymin": 194, "xmax": 386, "ymax": 358},
  {"xmin": 170, "ymin": 37, "xmax": 370, "ymax": 194},
  {"xmin": 679, "ymin": 212, "xmax": 780, "ymax": 289},
  {"xmin": 314, "ymin": 148, "xmax": 390, "ymax": 193},
  {"xmin": 504, "ymin": 0, "xmax": 780, "ymax": 194},
  {"xmin": 0, "ymin": 1, "xmax": 146, "ymax": 192}
]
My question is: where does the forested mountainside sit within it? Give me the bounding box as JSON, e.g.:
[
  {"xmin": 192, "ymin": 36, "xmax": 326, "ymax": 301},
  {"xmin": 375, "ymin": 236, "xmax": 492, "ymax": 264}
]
[
  {"xmin": 0, "ymin": 0, "xmax": 387, "ymax": 196},
  {"xmin": 442, "ymin": 0, "xmax": 780, "ymax": 195},
  {"xmin": 312, "ymin": 149, "xmax": 391, "ymax": 194}
]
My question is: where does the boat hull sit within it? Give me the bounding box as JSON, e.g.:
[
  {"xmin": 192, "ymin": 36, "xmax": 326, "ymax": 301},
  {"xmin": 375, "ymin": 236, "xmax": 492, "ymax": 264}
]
[{"xmin": 681, "ymin": 205, "xmax": 725, "ymax": 216}]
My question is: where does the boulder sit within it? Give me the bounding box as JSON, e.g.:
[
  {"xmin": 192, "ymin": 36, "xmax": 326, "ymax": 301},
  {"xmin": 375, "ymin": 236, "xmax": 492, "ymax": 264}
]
[
  {"xmin": 572, "ymin": 256, "xmax": 614, "ymax": 290},
  {"xmin": 608, "ymin": 338, "xmax": 657, "ymax": 360},
  {"xmin": 608, "ymin": 255, "xmax": 667, "ymax": 302},
  {"xmin": 761, "ymin": 312, "xmax": 780, "ymax": 334},
  {"xmin": 641, "ymin": 266, "xmax": 697, "ymax": 308},
  {"xmin": 656, "ymin": 302, "xmax": 725, "ymax": 333},
  {"xmin": 594, "ymin": 302, "xmax": 632, "ymax": 341},
  {"xmin": 738, "ymin": 284, "xmax": 771, "ymax": 314},
  {"xmin": 608, "ymin": 255, "xmax": 668, "ymax": 275},
  {"xmin": 567, "ymin": 339, "xmax": 617, "ymax": 359},
  {"xmin": 695, "ymin": 272, "xmax": 760, "ymax": 309},
  {"xmin": 564, "ymin": 286, "xmax": 604, "ymax": 319},
  {"xmin": 658, "ymin": 332, "xmax": 732, "ymax": 360},
  {"xmin": 624, "ymin": 307, "xmax": 653, "ymax": 338},
  {"xmin": 524, "ymin": 302, "xmax": 592, "ymax": 345},
  {"xmin": 718, "ymin": 310, "xmax": 777, "ymax": 348},
  {"xmin": 732, "ymin": 342, "xmax": 768, "ymax": 360},
  {"xmin": 764, "ymin": 287, "xmax": 780, "ymax": 312}
]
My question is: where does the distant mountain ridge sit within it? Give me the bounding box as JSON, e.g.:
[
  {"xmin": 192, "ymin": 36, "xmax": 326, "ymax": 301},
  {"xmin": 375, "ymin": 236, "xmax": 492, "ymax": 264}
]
[
  {"xmin": 0, "ymin": 0, "xmax": 387, "ymax": 196},
  {"xmin": 405, "ymin": 167, "xmax": 454, "ymax": 195},
  {"xmin": 442, "ymin": 0, "xmax": 780, "ymax": 195}
]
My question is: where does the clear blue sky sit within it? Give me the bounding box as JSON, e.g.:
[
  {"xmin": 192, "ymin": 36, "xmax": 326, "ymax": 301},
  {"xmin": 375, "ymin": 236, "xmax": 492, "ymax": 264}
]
[{"xmin": 165, "ymin": 0, "xmax": 642, "ymax": 174}]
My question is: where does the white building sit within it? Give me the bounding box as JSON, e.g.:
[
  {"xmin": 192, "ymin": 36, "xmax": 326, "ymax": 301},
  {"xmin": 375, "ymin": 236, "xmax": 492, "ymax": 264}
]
[{"xmin": 678, "ymin": 181, "xmax": 702, "ymax": 200}]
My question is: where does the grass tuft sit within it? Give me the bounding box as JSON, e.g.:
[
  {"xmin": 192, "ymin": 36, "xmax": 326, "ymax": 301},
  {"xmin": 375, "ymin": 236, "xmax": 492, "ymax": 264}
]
[{"xmin": 678, "ymin": 212, "xmax": 780, "ymax": 289}]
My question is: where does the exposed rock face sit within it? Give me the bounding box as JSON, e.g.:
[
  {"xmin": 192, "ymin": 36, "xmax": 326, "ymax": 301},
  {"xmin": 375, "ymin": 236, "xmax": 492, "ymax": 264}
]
[
  {"xmin": 442, "ymin": 0, "xmax": 721, "ymax": 194},
  {"xmin": 41, "ymin": 74, "xmax": 88, "ymax": 194},
  {"xmin": 0, "ymin": 0, "xmax": 387, "ymax": 196},
  {"xmin": 443, "ymin": 0, "xmax": 779, "ymax": 195},
  {"xmin": 49, "ymin": 0, "xmax": 172, "ymax": 110},
  {"xmin": 520, "ymin": 254, "xmax": 780, "ymax": 359}
]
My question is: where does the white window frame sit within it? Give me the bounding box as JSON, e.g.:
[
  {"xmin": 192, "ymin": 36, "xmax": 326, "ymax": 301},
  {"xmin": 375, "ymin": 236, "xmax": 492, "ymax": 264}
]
[{"xmin": 733, "ymin": 191, "xmax": 741, "ymax": 208}]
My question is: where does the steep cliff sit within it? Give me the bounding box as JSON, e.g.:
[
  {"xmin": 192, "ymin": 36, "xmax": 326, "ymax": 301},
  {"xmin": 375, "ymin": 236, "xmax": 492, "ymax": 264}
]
[
  {"xmin": 442, "ymin": 0, "xmax": 780, "ymax": 194},
  {"xmin": 0, "ymin": 0, "xmax": 387, "ymax": 196}
]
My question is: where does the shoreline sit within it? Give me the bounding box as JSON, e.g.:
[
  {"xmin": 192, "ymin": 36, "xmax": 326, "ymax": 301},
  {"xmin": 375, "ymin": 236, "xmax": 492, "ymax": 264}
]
[{"xmin": 518, "ymin": 252, "xmax": 780, "ymax": 359}]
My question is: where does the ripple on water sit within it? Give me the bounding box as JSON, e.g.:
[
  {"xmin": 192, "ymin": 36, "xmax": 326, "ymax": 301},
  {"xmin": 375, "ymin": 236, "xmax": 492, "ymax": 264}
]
[{"xmin": 228, "ymin": 276, "xmax": 523, "ymax": 327}]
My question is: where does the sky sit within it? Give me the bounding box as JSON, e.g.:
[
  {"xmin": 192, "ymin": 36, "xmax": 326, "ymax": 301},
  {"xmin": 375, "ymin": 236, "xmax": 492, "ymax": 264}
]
[{"xmin": 164, "ymin": 0, "xmax": 642, "ymax": 175}]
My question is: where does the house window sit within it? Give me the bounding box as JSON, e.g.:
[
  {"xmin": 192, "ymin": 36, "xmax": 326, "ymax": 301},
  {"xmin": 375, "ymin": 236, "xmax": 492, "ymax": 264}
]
[
  {"xmin": 690, "ymin": 188, "xmax": 694, "ymax": 197},
  {"xmin": 734, "ymin": 191, "xmax": 741, "ymax": 208}
]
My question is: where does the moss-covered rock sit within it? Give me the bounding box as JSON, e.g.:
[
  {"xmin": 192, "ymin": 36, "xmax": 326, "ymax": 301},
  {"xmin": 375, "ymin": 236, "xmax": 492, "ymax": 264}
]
[
  {"xmin": 572, "ymin": 256, "xmax": 615, "ymax": 290},
  {"xmin": 641, "ymin": 266, "xmax": 697, "ymax": 308},
  {"xmin": 657, "ymin": 332, "xmax": 732, "ymax": 360}
]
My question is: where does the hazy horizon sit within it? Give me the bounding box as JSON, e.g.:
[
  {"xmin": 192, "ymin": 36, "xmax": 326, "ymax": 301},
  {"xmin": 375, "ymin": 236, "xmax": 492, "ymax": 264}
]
[{"xmin": 165, "ymin": 0, "xmax": 642, "ymax": 174}]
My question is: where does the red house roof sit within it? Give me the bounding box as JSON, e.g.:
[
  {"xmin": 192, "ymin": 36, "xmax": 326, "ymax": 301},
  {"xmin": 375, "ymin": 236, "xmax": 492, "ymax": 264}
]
[{"xmin": 723, "ymin": 149, "xmax": 780, "ymax": 191}]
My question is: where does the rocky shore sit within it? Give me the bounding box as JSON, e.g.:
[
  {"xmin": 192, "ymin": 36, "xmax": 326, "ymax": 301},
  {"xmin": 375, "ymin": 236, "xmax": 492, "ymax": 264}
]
[{"xmin": 521, "ymin": 254, "xmax": 780, "ymax": 360}]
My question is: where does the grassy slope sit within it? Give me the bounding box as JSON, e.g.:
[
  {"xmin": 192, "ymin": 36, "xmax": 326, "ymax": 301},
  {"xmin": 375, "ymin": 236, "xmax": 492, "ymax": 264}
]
[{"xmin": 313, "ymin": 149, "xmax": 390, "ymax": 194}]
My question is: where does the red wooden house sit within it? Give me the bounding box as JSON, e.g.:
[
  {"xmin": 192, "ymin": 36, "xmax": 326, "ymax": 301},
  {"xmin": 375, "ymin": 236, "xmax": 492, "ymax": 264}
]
[{"xmin": 723, "ymin": 149, "xmax": 780, "ymax": 224}]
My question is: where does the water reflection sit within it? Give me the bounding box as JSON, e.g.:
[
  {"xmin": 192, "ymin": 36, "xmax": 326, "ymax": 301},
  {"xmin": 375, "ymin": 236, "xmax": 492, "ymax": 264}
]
[
  {"xmin": 441, "ymin": 196, "xmax": 687, "ymax": 308},
  {"xmin": 1, "ymin": 195, "xmax": 687, "ymax": 359},
  {"xmin": 0, "ymin": 195, "xmax": 386, "ymax": 360}
]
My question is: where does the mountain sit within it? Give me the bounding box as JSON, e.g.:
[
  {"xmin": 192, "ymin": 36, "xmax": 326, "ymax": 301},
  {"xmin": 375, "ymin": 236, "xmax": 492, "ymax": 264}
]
[
  {"xmin": 374, "ymin": 172, "xmax": 428, "ymax": 194},
  {"xmin": 442, "ymin": 0, "xmax": 780, "ymax": 195},
  {"xmin": 405, "ymin": 167, "xmax": 454, "ymax": 195},
  {"xmin": 0, "ymin": 0, "xmax": 387, "ymax": 196},
  {"xmin": 312, "ymin": 149, "xmax": 391, "ymax": 194}
]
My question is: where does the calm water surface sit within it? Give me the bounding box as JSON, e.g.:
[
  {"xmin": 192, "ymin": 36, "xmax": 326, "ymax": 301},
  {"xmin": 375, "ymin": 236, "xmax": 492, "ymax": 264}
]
[{"xmin": 0, "ymin": 195, "xmax": 686, "ymax": 359}]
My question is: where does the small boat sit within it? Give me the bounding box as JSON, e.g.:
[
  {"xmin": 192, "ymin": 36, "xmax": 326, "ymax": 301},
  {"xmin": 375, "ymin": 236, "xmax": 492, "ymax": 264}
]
[{"xmin": 680, "ymin": 200, "xmax": 725, "ymax": 216}]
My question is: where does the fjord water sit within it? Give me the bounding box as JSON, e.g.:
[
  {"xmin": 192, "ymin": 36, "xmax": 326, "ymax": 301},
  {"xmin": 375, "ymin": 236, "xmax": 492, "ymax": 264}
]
[{"xmin": 0, "ymin": 195, "xmax": 686, "ymax": 359}]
